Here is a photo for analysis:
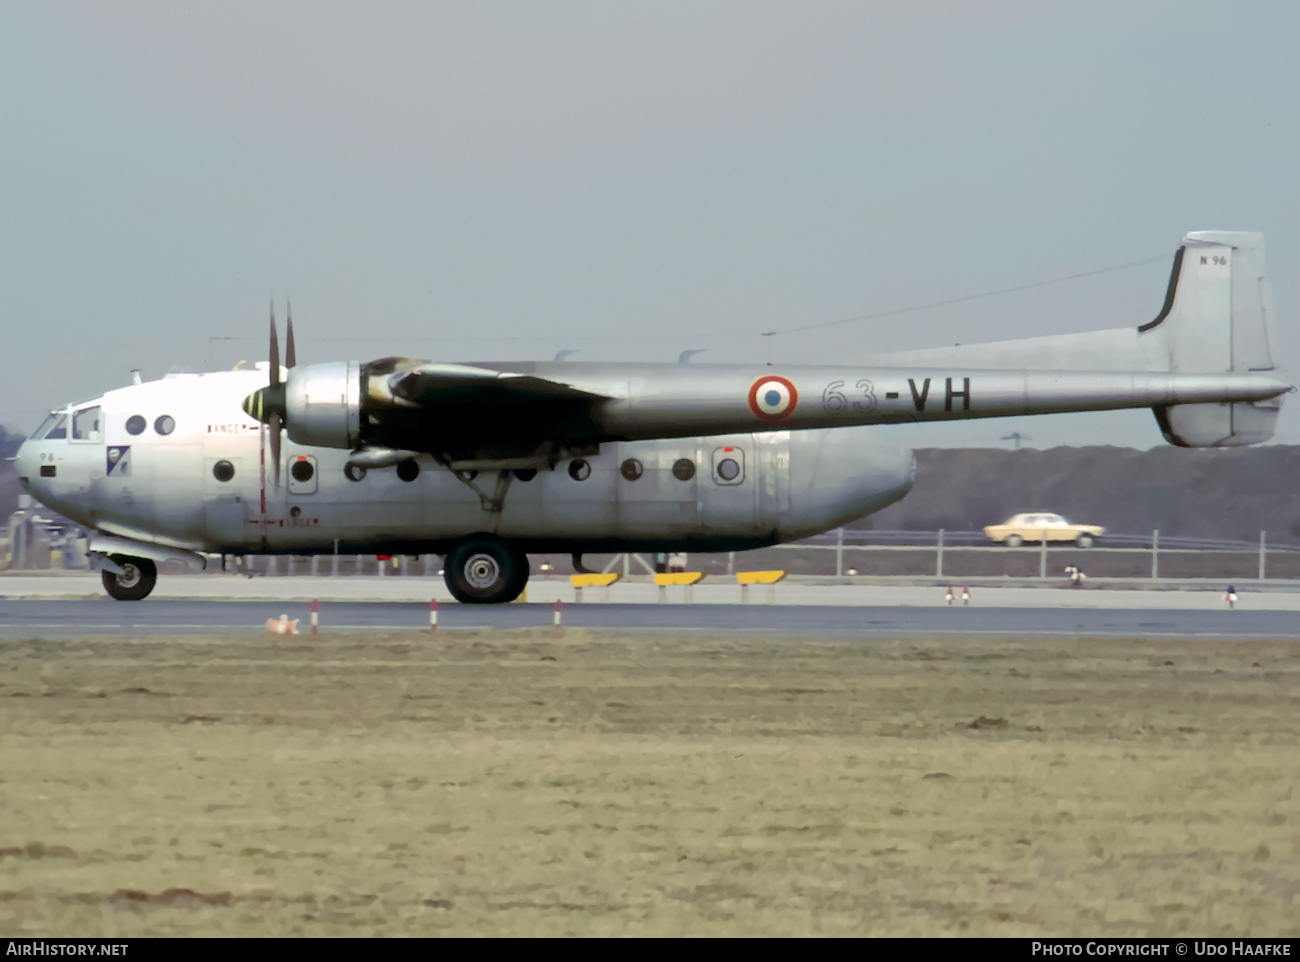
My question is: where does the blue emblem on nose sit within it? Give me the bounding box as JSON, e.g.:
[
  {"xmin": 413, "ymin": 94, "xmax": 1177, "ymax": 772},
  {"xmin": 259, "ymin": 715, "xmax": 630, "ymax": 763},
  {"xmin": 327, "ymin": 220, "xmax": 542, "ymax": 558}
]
[
  {"xmin": 107, "ymin": 446, "xmax": 131, "ymax": 477},
  {"xmin": 765, "ymin": 389, "xmax": 781, "ymax": 407}
]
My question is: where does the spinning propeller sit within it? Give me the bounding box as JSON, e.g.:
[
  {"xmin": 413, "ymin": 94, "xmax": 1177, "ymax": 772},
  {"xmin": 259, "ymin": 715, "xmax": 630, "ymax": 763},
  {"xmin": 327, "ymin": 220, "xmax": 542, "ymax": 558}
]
[{"xmin": 241, "ymin": 302, "xmax": 297, "ymax": 486}]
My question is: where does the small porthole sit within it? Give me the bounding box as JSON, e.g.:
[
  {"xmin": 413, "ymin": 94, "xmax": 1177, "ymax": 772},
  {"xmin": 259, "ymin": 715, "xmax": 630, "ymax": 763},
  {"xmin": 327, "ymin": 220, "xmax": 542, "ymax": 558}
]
[
  {"xmin": 513, "ymin": 468, "xmax": 536, "ymax": 482},
  {"xmin": 620, "ymin": 458, "xmax": 643, "ymax": 481},
  {"xmin": 290, "ymin": 505, "xmax": 302, "ymax": 518},
  {"xmin": 291, "ymin": 459, "xmax": 315, "ymax": 483},
  {"xmin": 568, "ymin": 459, "xmax": 590, "ymax": 481},
  {"xmin": 397, "ymin": 459, "xmax": 420, "ymax": 483},
  {"xmin": 212, "ymin": 460, "xmax": 235, "ymax": 482},
  {"xmin": 672, "ymin": 458, "xmax": 696, "ymax": 481},
  {"xmin": 126, "ymin": 415, "xmax": 146, "ymax": 436},
  {"xmin": 717, "ymin": 457, "xmax": 740, "ymax": 481},
  {"xmin": 344, "ymin": 463, "xmax": 367, "ymax": 482},
  {"xmin": 154, "ymin": 415, "xmax": 175, "ymax": 436}
]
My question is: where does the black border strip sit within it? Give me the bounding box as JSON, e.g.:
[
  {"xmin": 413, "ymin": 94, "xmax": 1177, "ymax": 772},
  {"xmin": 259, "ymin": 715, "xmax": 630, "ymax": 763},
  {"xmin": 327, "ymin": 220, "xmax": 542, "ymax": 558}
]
[{"xmin": 1138, "ymin": 246, "xmax": 1185, "ymax": 332}]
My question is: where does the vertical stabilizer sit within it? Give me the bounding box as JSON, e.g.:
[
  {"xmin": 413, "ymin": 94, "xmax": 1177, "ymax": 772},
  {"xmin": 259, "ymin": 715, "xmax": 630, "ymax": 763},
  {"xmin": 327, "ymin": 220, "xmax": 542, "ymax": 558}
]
[{"xmin": 1146, "ymin": 231, "xmax": 1283, "ymax": 446}]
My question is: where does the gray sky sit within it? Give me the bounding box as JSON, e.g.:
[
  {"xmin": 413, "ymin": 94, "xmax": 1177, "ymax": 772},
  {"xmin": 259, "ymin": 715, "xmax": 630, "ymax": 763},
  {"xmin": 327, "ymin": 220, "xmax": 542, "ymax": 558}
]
[{"xmin": 2, "ymin": 1, "xmax": 1298, "ymax": 449}]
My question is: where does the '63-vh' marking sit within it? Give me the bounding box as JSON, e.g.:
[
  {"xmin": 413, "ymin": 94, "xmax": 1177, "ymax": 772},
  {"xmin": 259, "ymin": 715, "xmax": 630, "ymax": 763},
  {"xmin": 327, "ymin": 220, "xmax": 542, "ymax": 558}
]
[{"xmin": 820, "ymin": 377, "xmax": 973, "ymax": 414}]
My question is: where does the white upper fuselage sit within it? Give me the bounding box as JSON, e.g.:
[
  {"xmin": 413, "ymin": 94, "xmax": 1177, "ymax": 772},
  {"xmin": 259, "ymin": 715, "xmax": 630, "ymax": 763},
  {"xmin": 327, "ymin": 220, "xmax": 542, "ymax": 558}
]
[{"xmin": 15, "ymin": 367, "xmax": 918, "ymax": 556}]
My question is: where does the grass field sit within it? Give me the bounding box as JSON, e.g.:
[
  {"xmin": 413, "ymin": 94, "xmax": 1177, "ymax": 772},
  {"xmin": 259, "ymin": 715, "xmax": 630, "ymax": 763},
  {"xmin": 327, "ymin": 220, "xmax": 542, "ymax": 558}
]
[{"xmin": 1, "ymin": 629, "xmax": 1297, "ymax": 937}]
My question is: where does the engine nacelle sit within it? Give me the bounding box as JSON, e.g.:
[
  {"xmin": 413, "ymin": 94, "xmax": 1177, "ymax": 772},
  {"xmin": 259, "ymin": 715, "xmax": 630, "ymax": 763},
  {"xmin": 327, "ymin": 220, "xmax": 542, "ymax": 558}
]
[{"xmin": 284, "ymin": 361, "xmax": 362, "ymax": 449}]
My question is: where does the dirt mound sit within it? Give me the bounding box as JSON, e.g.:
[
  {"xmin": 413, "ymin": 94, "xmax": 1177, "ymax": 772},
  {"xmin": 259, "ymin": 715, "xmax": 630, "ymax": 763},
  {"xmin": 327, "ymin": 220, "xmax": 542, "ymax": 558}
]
[{"xmin": 864, "ymin": 445, "xmax": 1300, "ymax": 544}]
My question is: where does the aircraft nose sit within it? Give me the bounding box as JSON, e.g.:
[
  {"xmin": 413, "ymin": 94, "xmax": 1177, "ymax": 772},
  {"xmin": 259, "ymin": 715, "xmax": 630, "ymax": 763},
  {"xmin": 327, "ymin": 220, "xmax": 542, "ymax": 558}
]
[{"xmin": 14, "ymin": 437, "xmax": 35, "ymax": 482}]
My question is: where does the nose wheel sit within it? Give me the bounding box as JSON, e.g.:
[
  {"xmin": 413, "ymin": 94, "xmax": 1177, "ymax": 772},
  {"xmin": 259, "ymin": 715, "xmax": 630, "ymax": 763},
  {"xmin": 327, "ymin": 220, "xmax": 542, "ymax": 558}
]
[
  {"xmin": 444, "ymin": 537, "xmax": 529, "ymax": 604},
  {"xmin": 102, "ymin": 555, "xmax": 158, "ymax": 601}
]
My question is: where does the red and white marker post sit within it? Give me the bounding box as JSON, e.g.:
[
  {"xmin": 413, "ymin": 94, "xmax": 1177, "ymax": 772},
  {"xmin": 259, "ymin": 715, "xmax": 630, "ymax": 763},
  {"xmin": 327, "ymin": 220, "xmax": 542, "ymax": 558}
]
[
  {"xmin": 430, "ymin": 598, "xmax": 438, "ymax": 632},
  {"xmin": 311, "ymin": 598, "xmax": 319, "ymax": 635},
  {"xmin": 553, "ymin": 599, "xmax": 563, "ymax": 633}
]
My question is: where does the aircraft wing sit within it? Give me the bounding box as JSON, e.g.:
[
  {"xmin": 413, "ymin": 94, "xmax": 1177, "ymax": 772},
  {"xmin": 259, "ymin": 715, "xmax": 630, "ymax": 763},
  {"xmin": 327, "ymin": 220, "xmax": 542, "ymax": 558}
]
[
  {"xmin": 360, "ymin": 359, "xmax": 612, "ymax": 464},
  {"xmin": 388, "ymin": 365, "xmax": 606, "ymax": 408}
]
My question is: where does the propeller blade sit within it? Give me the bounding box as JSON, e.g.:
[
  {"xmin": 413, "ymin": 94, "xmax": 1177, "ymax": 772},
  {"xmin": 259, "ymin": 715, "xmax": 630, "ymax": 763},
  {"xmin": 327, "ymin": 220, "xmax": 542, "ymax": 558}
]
[
  {"xmin": 286, "ymin": 301, "xmax": 297, "ymax": 369},
  {"xmin": 269, "ymin": 410, "xmax": 282, "ymax": 487},
  {"xmin": 269, "ymin": 302, "xmax": 280, "ymax": 387}
]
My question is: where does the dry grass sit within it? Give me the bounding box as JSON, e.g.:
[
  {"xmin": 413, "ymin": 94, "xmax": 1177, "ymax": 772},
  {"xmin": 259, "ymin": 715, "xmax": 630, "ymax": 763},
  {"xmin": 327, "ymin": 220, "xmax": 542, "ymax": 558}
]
[{"xmin": 1, "ymin": 629, "xmax": 1297, "ymax": 936}]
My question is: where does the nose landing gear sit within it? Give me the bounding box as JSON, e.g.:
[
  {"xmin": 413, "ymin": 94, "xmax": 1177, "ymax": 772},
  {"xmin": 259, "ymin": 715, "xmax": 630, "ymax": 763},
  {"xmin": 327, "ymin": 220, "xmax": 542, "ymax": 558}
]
[
  {"xmin": 102, "ymin": 555, "xmax": 158, "ymax": 601},
  {"xmin": 444, "ymin": 536, "xmax": 529, "ymax": 604}
]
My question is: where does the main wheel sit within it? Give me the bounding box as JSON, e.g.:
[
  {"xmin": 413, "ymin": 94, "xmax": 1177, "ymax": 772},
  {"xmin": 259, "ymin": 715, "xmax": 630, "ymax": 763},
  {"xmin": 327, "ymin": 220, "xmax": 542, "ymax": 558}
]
[
  {"xmin": 444, "ymin": 537, "xmax": 527, "ymax": 604},
  {"xmin": 505, "ymin": 547, "xmax": 531, "ymax": 600},
  {"xmin": 102, "ymin": 555, "xmax": 157, "ymax": 601},
  {"xmin": 1004, "ymin": 534, "xmax": 1024, "ymax": 548},
  {"xmin": 1076, "ymin": 534, "xmax": 1095, "ymax": 548}
]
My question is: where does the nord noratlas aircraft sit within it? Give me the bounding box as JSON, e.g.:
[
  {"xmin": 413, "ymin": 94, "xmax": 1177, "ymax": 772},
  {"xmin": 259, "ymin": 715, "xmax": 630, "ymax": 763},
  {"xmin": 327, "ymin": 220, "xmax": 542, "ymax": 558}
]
[{"xmin": 14, "ymin": 231, "xmax": 1291, "ymax": 603}]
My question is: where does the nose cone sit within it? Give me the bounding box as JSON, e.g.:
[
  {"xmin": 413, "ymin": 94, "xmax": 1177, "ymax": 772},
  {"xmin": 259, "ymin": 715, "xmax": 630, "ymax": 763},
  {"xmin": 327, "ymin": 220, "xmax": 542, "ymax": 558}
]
[
  {"xmin": 14, "ymin": 437, "xmax": 35, "ymax": 485},
  {"xmin": 785, "ymin": 427, "xmax": 915, "ymax": 539}
]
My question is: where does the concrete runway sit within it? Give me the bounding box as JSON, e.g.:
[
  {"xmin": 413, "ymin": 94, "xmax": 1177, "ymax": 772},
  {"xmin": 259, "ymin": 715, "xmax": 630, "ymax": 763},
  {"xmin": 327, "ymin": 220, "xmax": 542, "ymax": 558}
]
[
  {"xmin": 2, "ymin": 597, "xmax": 1298, "ymax": 638},
  {"xmin": 3, "ymin": 573, "xmax": 1298, "ymax": 638},
  {"xmin": 4, "ymin": 573, "xmax": 1299, "ymax": 607}
]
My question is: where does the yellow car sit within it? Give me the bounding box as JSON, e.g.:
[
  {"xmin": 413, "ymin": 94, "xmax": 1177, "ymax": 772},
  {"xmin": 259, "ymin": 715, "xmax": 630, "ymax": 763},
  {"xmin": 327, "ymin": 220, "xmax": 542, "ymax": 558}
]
[{"xmin": 984, "ymin": 512, "xmax": 1104, "ymax": 548}]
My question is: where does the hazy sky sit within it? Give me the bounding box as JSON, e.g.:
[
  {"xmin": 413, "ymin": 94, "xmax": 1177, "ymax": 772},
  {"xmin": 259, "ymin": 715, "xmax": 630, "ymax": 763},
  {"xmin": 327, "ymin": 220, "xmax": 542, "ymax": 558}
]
[{"xmin": 2, "ymin": 1, "xmax": 1298, "ymax": 449}]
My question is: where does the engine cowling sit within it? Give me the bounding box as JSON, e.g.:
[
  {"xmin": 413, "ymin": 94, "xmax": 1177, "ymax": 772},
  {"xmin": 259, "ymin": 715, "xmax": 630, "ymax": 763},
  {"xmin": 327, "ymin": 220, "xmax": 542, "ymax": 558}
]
[{"xmin": 283, "ymin": 361, "xmax": 363, "ymax": 449}]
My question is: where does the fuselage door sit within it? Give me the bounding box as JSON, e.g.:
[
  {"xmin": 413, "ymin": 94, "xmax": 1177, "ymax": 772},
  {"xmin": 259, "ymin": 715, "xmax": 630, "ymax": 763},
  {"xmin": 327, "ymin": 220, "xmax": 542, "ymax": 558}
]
[
  {"xmin": 68, "ymin": 404, "xmax": 105, "ymax": 485},
  {"xmin": 754, "ymin": 431, "xmax": 790, "ymax": 537},
  {"xmin": 202, "ymin": 421, "xmax": 259, "ymax": 551},
  {"xmin": 699, "ymin": 438, "xmax": 757, "ymax": 536}
]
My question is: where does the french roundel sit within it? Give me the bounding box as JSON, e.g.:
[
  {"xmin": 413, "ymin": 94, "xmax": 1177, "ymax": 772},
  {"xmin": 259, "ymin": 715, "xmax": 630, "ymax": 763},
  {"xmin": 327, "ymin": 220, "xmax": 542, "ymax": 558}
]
[{"xmin": 748, "ymin": 376, "xmax": 798, "ymax": 421}]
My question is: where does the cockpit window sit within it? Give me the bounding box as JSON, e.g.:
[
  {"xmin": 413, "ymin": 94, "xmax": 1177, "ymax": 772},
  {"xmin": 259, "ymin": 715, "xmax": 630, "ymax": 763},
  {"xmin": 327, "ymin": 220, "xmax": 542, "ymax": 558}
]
[
  {"xmin": 41, "ymin": 413, "xmax": 68, "ymax": 440},
  {"xmin": 32, "ymin": 413, "xmax": 60, "ymax": 439},
  {"xmin": 71, "ymin": 405, "xmax": 103, "ymax": 442}
]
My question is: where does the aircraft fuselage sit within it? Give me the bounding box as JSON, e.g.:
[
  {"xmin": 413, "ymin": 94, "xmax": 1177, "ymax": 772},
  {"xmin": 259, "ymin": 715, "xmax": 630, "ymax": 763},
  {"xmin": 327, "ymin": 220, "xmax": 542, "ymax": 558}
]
[{"xmin": 16, "ymin": 369, "xmax": 917, "ymax": 559}]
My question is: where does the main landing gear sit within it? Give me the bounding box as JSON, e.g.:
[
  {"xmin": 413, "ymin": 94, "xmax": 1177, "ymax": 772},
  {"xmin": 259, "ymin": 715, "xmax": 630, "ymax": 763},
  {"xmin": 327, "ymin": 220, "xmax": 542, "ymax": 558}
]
[
  {"xmin": 102, "ymin": 555, "xmax": 158, "ymax": 601},
  {"xmin": 444, "ymin": 536, "xmax": 530, "ymax": 604}
]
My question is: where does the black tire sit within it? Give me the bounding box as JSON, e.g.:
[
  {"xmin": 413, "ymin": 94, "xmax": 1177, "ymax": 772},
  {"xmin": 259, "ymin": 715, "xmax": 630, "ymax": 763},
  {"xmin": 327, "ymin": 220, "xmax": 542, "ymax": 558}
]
[
  {"xmin": 102, "ymin": 556, "xmax": 157, "ymax": 601},
  {"xmin": 1004, "ymin": 534, "xmax": 1023, "ymax": 548},
  {"xmin": 506, "ymin": 546, "xmax": 530, "ymax": 599},
  {"xmin": 1076, "ymin": 534, "xmax": 1095, "ymax": 548},
  {"xmin": 444, "ymin": 537, "xmax": 527, "ymax": 604}
]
